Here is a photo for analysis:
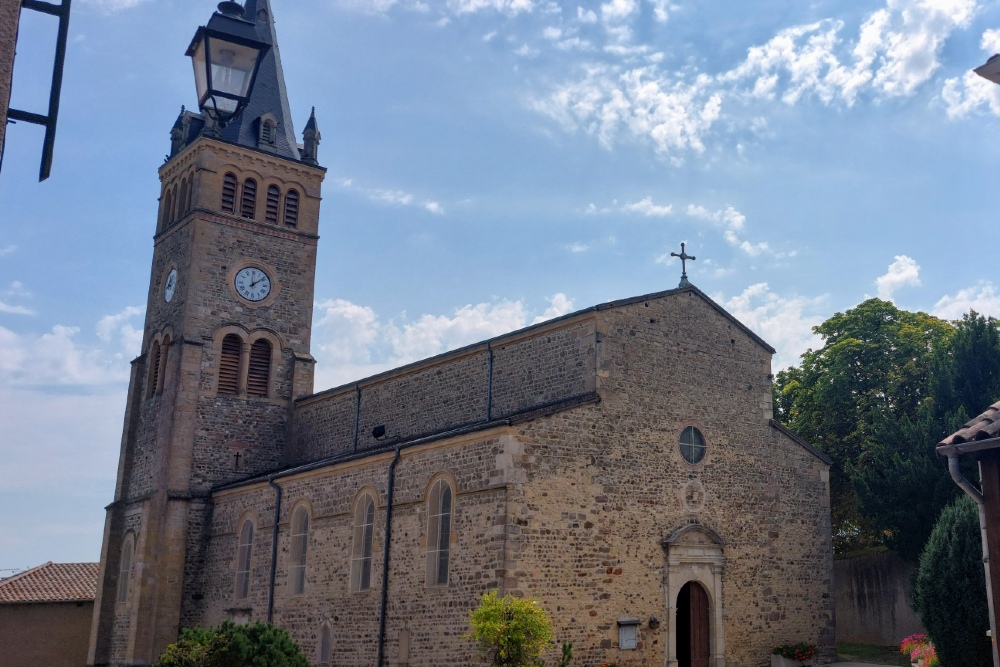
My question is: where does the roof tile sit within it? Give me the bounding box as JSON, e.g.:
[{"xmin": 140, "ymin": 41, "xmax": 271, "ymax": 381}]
[
  {"xmin": 939, "ymin": 400, "xmax": 1000, "ymax": 447},
  {"xmin": 0, "ymin": 562, "xmax": 99, "ymax": 603}
]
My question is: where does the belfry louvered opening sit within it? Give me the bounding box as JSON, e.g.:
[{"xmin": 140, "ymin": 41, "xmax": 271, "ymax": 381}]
[
  {"xmin": 247, "ymin": 339, "xmax": 272, "ymax": 398},
  {"xmin": 222, "ymin": 173, "xmax": 237, "ymax": 213},
  {"xmin": 218, "ymin": 334, "xmax": 242, "ymax": 395},
  {"xmin": 283, "ymin": 189, "xmax": 299, "ymax": 227},
  {"xmin": 241, "ymin": 179, "xmax": 258, "ymax": 219},
  {"xmin": 148, "ymin": 341, "xmax": 162, "ymax": 399},
  {"xmin": 266, "ymin": 185, "xmax": 280, "ymax": 223}
]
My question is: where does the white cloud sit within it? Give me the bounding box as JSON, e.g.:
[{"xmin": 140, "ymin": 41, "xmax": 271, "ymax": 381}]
[
  {"xmin": 875, "ymin": 255, "xmax": 921, "ymax": 301},
  {"xmin": 0, "ymin": 245, "xmax": 16, "ymax": 257},
  {"xmin": 649, "ymin": 0, "xmax": 673, "ymax": 23},
  {"xmin": 338, "ymin": 177, "xmax": 446, "ymax": 215},
  {"xmin": 685, "ymin": 204, "xmax": 745, "ymax": 230},
  {"xmin": 623, "ymin": 196, "xmax": 673, "ymax": 217},
  {"xmin": 932, "ymin": 281, "xmax": 1000, "ymax": 320},
  {"xmin": 337, "ymin": 0, "xmax": 401, "ymax": 13},
  {"xmin": 447, "ymin": 0, "xmax": 535, "ymax": 15},
  {"xmin": 568, "ymin": 242, "xmax": 590, "ymax": 253},
  {"xmin": 425, "ymin": 201, "xmax": 445, "ymax": 214},
  {"xmin": 312, "ymin": 295, "xmax": 574, "ymax": 389},
  {"xmin": 516, "ymin": 44, "xmax": 541, "ymax": 57},
  {"xmin": 942, "ymin": 69, "xmax": 1000, "ymax": 119},
  {"xmin": 723, "ymin": 230, "xmax": 770, "ymax": 256},
  {"xmin": 543, "ymin": 26, "xmax": 563, "ymax": 40},
  {"xmin": 601, "ymin": 0, "xmax": 637, "ymax": 23},
  {"xmin": 577, "ymin": 6, "xmax": 598, "ymax": 23},
  {"xmin": 982, "ymin": 28, "xmax": 1000, "ymax": 54},
  {"xmin": 79, "ymin": 0, "xmax": 149, "ymax": 13},
  {"xmin": 483, "ymin": 30, "xmax": 498, "ymax": 42},
  {"xmin": 720, "ymin": 283, "xmax": 829, "ymax": 370}
]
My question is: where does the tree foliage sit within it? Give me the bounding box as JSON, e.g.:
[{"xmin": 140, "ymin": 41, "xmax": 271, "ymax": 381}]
[
  {"xmin": 154, "ymin": 622, "xmax": 309, "ymax": 667},
  {"xmin": 467, "ymin": 590, "xmax": 554, "ymax": 667},
  {"xmin": 775, "ymin": 301, "xmax": 1000, "ymax": 557},
  {"xmin": 913, "ymin": 495, "xmax": 992, "ymax": 667}
]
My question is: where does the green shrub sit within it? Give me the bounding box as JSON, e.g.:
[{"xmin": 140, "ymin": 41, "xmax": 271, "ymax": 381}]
[
  {"xmin": 913, "ymin": 494, "xmax": 992, "ymax": 667},
  {"xmin": 467, "ymin": 590, "xmax": 554, "ymax": 667},
  {"xmin": 155, "ymin": 621, "xmax": 309, "ymax": 667}
]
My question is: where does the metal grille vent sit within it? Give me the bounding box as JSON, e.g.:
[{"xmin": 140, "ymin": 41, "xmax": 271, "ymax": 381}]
[
  {"xmin": 222, "ymin": 173, "xmax": 237, "ymax": 213},
  {"xmin": 266, "ymin": 185, "xmax": 280, "ymax": 223},
  {"xmin": 284, "ymin": 189, "xmax": 299, "ymax": 227},
  {"xmin": 241, "ymin": 179, "xmax": 257, "ymax": 219}
]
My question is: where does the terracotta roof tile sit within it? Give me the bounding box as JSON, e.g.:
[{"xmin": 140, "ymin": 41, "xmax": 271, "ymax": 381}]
[
  {"xmin": 0, "ymin": 562, "xmax": 98, "ymax": 603},
  {"xmin": 938, "ymin": 400, "xmax": 1000, "ymax": 447}
]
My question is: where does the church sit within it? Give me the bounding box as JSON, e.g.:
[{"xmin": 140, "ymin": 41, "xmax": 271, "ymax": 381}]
[{"xmin": 86, "ymin": 2, "xmax": 836, "ymax": 666}]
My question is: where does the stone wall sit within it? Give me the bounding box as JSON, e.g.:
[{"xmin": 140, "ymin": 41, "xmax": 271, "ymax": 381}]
[
  {"xmin": 192, "ymin": 290, "xmax": 836, "ymax": 667},
  {"xmin": 834, "ymin": 550, "xmax": 925, "ymax": 646},
  {"xmin": 0, "ymin": 0, "xmax": 19, "ymax": 154},
  {"xmin": 290, "ymin": 317, "xmax": 597, "ymax": 464}
]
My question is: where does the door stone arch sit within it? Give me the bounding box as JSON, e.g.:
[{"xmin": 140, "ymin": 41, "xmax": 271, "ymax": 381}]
[{"xmin": 662, "ymin": 524, "xmax": 726, "ymax": 667}]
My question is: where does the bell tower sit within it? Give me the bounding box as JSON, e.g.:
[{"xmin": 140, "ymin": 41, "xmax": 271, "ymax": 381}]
[{"xmin": 88, "ymin": 2, "xmax": 325, "ymax": 665}]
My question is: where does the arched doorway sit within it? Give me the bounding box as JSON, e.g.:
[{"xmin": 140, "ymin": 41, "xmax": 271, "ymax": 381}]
[{"xmin": 676, "ymin": 581, "xmax": 710, "ymax": 667}]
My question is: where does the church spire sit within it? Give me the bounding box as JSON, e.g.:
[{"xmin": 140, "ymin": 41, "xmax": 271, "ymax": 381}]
[{"xmin": 217, "ymin": 0, "xmax": 302, "ymax": 161}]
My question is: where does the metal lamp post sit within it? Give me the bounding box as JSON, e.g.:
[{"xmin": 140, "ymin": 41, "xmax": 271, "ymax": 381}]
[{"xmin": 186, "ymin": 1, "xmax": 269, "ymax": 127}]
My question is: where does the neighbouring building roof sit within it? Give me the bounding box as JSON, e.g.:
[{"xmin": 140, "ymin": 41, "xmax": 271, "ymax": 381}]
[
  {"xmin": 0, "ymin": 562, "xmax": 99, "ymax": 603},
  {"xmin": 937, "ymin": 400, "xmax": 1000, "ymax": 456}
]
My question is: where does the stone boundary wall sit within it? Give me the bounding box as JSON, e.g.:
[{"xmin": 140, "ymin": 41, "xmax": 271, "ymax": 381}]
[
  {"xmin": 834, "ymin": 550, "xmax": 926, "ymax": 646},
  {"xmin": 289, "ymin": 317, "xmax": 597, "ymax": 463}
]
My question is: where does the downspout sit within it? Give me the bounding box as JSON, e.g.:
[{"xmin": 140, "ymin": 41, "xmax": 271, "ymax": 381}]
[
  {"xmin": 948, "ymin": 454, "xmax": 1000, "ymax": 667},
  {"xmin": 376, "ymin": 446, "xmax": 402, "ymax": 667},
  {"xmin": 352, "ymin": 383, "xmax": 361, "ymax": 453},
  {"xmin": 266, "ymin": 476, "xmax": 283, "ymax": 625}
]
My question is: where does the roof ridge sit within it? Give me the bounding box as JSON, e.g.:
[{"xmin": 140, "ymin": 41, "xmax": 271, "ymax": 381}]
[{"xmin": 0, "ymin": 561, "xmax": 51, "ymax": 588}]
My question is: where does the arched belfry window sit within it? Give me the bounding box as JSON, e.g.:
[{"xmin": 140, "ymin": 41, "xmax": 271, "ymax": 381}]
[
  {"xmin": 262, "ymin": 120, "xmax": 275, "ymax": 144},
  {"xmin": 289, "ymin": 506, "xmax": 310, "ymax": 594},
  {"xmin": 221, "ymin": 173, "xmax": 238, "ymax": 213},
  {"xmin": 265, "ymin": 185, "xmax": 280, "ymax": 223},
  {"xmin": 117, "ymin": 534, "xmax": 134, "ymax": 604},
  {"xmin": 241, "ymin": 179, "xmax": 257, "ymax": 219},
  {"xmin": 169, "ymin": 185, "xmax": 178, "ymax": 224},
  {"xmin": 147, "ymin": 340, "xmax": 161, "ymax": 399},
  {"xmin": 162, "ymin": 190, "xmax": 173, "ymax": 229},
  {"xmin": 283, "ymin": 189, "xmax": 299, "ymax": 227},
  {"xmin": 426, "ymin": 478, "xmax": 453, "ymax": 586},
  {"xmin": 247, "ymin": 339, "xmax": 272, "ymax": 398},
  {"xmin": 218, "ymin": 334, "xmax": 242, "ymax": 395},
  {"xmin": 351, "ymin": 493, "xmax": 376, "ymax": 592},
  {"xmin": 179, "ymin": 178, "xmax": 189, "ymax": 218},
  {"xmin": 235, "ymin": 518, "xmax": 254, "ymax": 599}
]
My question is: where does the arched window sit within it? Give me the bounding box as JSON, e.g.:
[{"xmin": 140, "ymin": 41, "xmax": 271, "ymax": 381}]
[
  {"xmin": 265, "ymin": 185, "xmax": 280, "ymax": 223},
  {"xmin": 179, "ymin": 178, "xmax": 189, "ymax": 218},
  {"xmin": 235, "ymin": 519, "xmax": 254, "ymax": 599},
  {"xmin": 147, "ymin": 340, "xmax": 161, "ymax": 399},
  {"xmin": 117, "ymin": 534, "xmax": 134, "ymax": 604},
  {"xmin": 247, "ymin": 339, "xmax": 271, "ymax": 398},
  {"xmin": 351, "ymin": 493, "xmax": 376, "ymax": 592},
  {"xmin": 241, "ymin": 178, "xmax": 257, "ymax": 219},
  {"xmin": 161, "ymin": 190, "xmax": 173, "ymax": 229},
  {"xmin": 185, "ymin": 177, "xmax": 194, "ymax": 212},
  {"xmin": 221, "ymin": 172, "xmax": 238, "ymax": 213},
  {"xmin": 218, "ymin": 334, "xmax": 242, "ymax": 395},
  {"xmin": 289, "ymin": 506, "xmax": 309, "ymax": 594},
  {"xmin": 318, "ymin": 625, "xmax": 331, "ymax": 664},
  {"xmin": 169, "ymin": 185, "xmax": 178, "ymax": 224},
  {"xmin": 426, "ymin": 479, "xmax": 453, "ymax": 586},
  {"xmin": 283, "ymin": 189, "xmax": 299, "ymax": 227}
]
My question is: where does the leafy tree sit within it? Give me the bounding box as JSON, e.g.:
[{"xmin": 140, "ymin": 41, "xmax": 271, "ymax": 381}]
[
  {"xmin": 155, "ymin": 622, "xmax": 309, "ymax": 667},
  {"xmin": 775, "ymin": 298, "xmax": 953, "ymax": 552},
  {"xmin": 467, "ymin": 590, "xmax": 553, "ymax": 667},
  {"xmin": 913, "ymin": 495, "xmax": 992, "ymax": 667}
]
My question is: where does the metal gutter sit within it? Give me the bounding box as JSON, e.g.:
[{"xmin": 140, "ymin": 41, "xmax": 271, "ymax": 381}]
[
  {"xmin": 375, "ymin": 446, "xmax": 401, "ymax": 667},
  {"xmin": 266, "ymin": 476, "xmax": 282, "ymax": 624}
]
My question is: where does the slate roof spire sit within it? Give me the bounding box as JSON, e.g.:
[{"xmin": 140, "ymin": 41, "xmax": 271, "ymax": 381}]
[{"xmin": 217, "ymin": 0, "xmax": 302, "ymax": 161}]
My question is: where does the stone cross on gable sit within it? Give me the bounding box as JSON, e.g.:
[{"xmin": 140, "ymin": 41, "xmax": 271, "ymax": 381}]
[{"xmin": 670, "ymin": 243, "xmax": 696, "ymax": 288}]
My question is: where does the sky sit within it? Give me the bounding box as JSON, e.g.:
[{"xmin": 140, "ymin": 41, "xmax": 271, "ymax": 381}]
[{"xmin": 3, "ymin": 0, "xmax": 1000, "ymax": 571}]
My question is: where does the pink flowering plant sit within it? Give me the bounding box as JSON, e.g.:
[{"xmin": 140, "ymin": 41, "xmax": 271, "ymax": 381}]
[
  {"xmin": 900, "ymin": 634, "xmax": 939, "ymax": 666},
  {"xmin": 771, "ymin": 642, "xmax": 817, "ymax": 661}
]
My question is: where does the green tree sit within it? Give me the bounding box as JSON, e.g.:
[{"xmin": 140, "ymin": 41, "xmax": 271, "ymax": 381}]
[
  {"xmin": 775, "ymin": 298, "xmax": 953, "ymax": 552},
  {"xmin": 467, "ymin": 590, "xmax": 554, "ymax": 667},
  {"xmin": 155, "ymin": 622, "xmax": 309, "ymax": 667},
  {"xmin": 913, "ymin": 495, "xmax": 992, "ymax": 667}
]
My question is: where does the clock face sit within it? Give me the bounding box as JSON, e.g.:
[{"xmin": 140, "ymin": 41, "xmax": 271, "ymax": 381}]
[
  {"xmin": 164, "ymin": 268, "xmax": 177, "ymax": 303},
  {"xmin": 234, "ymin": 267, "xmax": 271, "ymax": 302}
]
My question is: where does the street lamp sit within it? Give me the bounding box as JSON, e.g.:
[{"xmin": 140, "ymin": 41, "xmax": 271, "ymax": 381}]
[{"xmin": 186, "ymin": 1, "xmax": 270, "ymax": 127}]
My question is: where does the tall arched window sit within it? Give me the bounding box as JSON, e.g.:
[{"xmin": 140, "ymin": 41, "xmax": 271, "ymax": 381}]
[
  {"xmin": 161, "ymin": 190, "xmax": 173, "ymax": 229},
  {"xmin": 351, "ymin": 493, "xmax": 376, "ymax": 592},
  {"xmin": 179, "ymin": 178, "xmax": 189, "ymax": 218},
  {"xmin": 247, "ymin": 339, "xmax": 271, "ymax": 398},
  {"xmin": 185, "ymin": 176, "xmax": 194, "ymax": 212},
  {"xmin": 117, "ymin": 534, "xmax": 134, "ymax": 604},
  {"xmin": 241, "ymin": 178, "xmax": 257, "ymax": 219},
  {"xmin": 169, "ymin": 185, "xmax": 178, "ymax": 224},
  {"xmin": 283, "ymin": 189, "xmax": 299, "ymax": 227},
  {"xmin": 218, "ymin": 334, "xmax": 242, "ymax": 395},
  {"xmin": 426, "ymin": 479, "xmax": 453, "ymax": 586},
  {"xmin": 318, "ymin": 625, "xmax": 331, "ymax": 664},
  {"xmin": 289, "ymin": 506, "xmax": 309, "ymax": 594},
  {"xmin": 265, "ymin": 185, "xmax": 280, "ymax": 223},
  {"xmin": 235, "ymin": 519, "xmax": 254, "ymax": 600},
  {"xmin": 221, "ymin": 172, "xmax": 238, "ymax": 213},
  {"xmin": 147, "ymin": 340, "xmax": 161, "ymax": 399}
]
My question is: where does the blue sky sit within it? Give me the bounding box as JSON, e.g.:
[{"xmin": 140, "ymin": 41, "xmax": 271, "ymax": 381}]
[{"xmin": 3, "ymin": 0, "xmax": 1000, "ymax": 570}]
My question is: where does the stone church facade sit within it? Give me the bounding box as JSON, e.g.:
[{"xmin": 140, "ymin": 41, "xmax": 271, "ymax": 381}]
[{"xmin": 87, "ymin": 2, "xmax": 836, "ymax": 666}]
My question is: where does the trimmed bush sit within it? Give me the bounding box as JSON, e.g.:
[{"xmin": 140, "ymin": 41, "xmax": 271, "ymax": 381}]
[
  {"xmin": 913, "ymin": 494, "xmax": 992, "ymax": 667},
  {"xmin": 468, "ymin": 590, "xmax": 553, "ymax": 667},
  {"xmin": 155, "ymin": 621, "xmax": 309, "ymax": 667}
]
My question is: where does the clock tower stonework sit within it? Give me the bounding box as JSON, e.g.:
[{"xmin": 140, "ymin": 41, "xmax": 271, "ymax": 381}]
[{"xmin": 88, "ymin": 2, "xmax": 325, "ymax": 664}]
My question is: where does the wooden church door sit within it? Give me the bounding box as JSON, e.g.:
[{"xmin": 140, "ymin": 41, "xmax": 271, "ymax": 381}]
[{"xmin": 677, "ymin": 581, "xmax": 711, "ymax": 667}]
